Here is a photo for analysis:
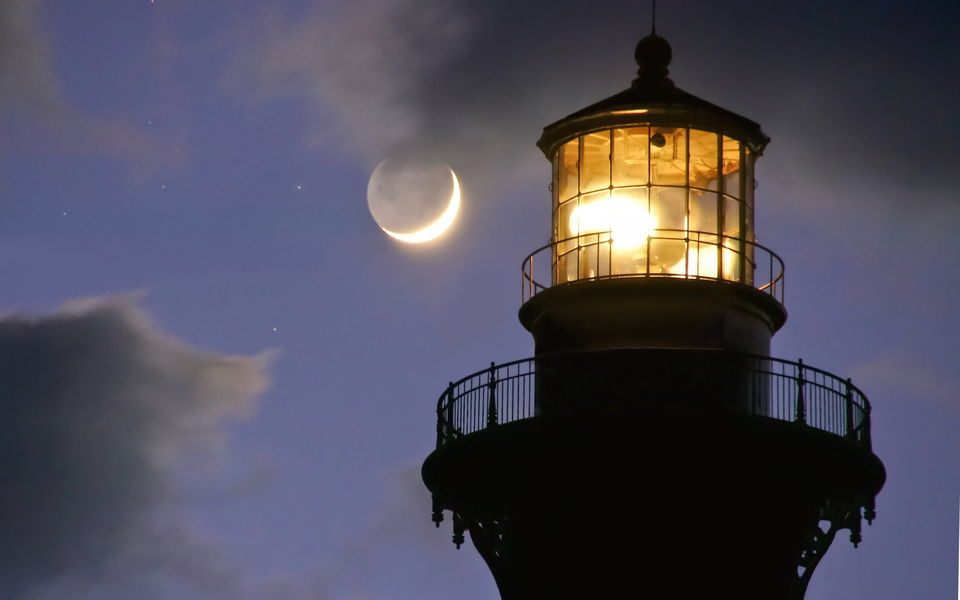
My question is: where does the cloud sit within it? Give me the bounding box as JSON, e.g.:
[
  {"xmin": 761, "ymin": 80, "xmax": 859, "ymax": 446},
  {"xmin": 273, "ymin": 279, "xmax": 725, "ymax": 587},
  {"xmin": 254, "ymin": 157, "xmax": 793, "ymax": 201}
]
[
  {"xmin": 0, "ymin": 0, "xmax": 183, "ymax": 171},
  {"xmin": 225, "ymin": 0, "xmax": 960, "ymax": 218},
  {"xmin": 0, "ymin": 0, "xmax": 61, "ymax": 117},
  {"xmin": 0, "ymin": 295, "xmax": 273, "ymax": 599},
  {"xmin": 225, "ymin": 0, "xmax": 472, "ymax": 164}
]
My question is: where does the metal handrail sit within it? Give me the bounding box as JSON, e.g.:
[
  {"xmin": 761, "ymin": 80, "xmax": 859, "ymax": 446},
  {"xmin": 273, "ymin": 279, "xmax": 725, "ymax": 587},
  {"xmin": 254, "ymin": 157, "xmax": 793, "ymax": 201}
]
[
  {"xmin": 521, "ymin": 230, "xmax": 785, "ymax": 305},
  {"xmin": 435, "ymin": 349, "xmax": 871, "ymax": 452}
]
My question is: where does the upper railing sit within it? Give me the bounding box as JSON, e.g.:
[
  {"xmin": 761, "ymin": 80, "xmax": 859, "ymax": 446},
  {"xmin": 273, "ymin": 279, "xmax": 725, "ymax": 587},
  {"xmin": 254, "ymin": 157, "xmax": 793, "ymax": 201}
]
[
  {"xmin": 522, "ymin": 230, "xmax": 785, "ymax": 305},
  {"xmin": 435, "ymin": 349, "xmax": 871, "ymax": 452}
]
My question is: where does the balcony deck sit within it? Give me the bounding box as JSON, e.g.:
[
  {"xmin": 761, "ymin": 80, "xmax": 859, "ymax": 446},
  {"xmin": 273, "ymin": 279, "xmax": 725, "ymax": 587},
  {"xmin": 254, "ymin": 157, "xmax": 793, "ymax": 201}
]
[{"xmin": 434, "ymin": 349, "xmax": 871, "ymax": 453}]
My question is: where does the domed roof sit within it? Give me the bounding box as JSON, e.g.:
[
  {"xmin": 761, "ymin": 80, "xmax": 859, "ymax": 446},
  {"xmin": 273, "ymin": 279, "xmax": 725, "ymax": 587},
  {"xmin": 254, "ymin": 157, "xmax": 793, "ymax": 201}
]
[{"xmin": 537, "ymin": 33, "xmax": 770, "ymax": 158}]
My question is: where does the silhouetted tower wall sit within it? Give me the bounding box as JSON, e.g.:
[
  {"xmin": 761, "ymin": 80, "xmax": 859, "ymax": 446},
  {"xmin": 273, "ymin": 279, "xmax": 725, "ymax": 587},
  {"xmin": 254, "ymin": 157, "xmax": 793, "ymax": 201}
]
[{"xmin": 422, "ymin": 31, "xmax": 884, "ymax": 600}]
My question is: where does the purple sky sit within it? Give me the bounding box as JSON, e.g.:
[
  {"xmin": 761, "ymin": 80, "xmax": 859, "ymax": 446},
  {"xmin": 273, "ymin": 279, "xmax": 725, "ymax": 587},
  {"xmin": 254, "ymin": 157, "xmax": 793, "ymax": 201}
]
[{"xmin": 0, "ymin": 0, "xmax": 957, "ymax": 598}]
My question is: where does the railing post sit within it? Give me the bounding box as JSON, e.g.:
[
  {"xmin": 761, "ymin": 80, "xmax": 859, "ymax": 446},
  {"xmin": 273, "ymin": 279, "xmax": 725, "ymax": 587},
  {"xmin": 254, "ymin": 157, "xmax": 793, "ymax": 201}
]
[
  {"xmin": 795, "ymin": 359, "xmax": 807, "ymax": 424},
  {"xmin": 443, "ymin": 382, "xmax": 454, "ymax": 445},
  {"xmin": 522, "ymin": 259, "xmax": 526, "ymax": 304},
  {"xmin": 645, "ymin": 233, "xmax": 651, "ymax": 274},
  {"xmin": 487, "ymin": 362, "xmax": 498, "ymax": 427},
  {"xmin": 864, "ymin": 403, "xmax": 873, "ymax": 452},
  {"xmin": 844, "ymin": 378, "xmax": 855, "ymax": 441}
]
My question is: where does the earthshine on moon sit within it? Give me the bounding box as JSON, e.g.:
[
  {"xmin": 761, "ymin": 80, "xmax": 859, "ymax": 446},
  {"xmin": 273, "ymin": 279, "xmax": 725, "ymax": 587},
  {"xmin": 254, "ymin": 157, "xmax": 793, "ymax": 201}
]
[{"xmin": 367, "ymin": 153, "xmax": 460, "ymax": 243}]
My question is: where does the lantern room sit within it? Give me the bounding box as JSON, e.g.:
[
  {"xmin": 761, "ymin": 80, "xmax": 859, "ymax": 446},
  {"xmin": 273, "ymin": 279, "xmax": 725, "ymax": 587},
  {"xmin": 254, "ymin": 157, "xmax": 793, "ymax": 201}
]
[
  {"xmin": 537, "ymin": 33, "xmax": 771, "ymax": 290},
  {"xmin": 552, "ymin": 126, "xmax": 754, "ymax": 283},
  {"xmin": 523, "ymin": 32, "xmax": 783, "ymax": 357}
]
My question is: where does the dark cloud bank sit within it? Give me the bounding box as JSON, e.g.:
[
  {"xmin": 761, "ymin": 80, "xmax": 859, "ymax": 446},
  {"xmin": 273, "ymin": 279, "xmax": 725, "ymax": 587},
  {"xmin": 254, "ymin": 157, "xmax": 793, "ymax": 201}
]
[
  {"xmin": 0, "ymin": 296, "xmax": 447, "ymax": 600},
  {"xmin": 0, "ymin": 296, "xmax": 271, "ymax": 599}
]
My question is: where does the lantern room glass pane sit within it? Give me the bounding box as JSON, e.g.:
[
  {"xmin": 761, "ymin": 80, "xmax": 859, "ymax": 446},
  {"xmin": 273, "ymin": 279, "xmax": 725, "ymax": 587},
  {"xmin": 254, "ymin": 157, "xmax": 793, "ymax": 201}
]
[
  {"xmin": 558, "ymin": 139, "xmax": 579, "ymax": 201},
  {"xmin": 689, "ymin": 189, "xmax": 718, "ymax": 235},
  {"xmin": 573, "ymin": 190, "xmax": 611, "ymax": 236},
  {"xmin": 722, "ymin": 240, "xmax": 741, "ymax": 282},
  {"xmin": 579, "ymin": 239, "xmax": 611, "ymax": 280},
  {"xmin": 609, "ymin": 187, "xmax": 649, "ymax": 249},
  {"xmin": 552, "ymin": 153, "xmax": 560, "ymax": 212},
  {"xmin": 650, "ymin": 186, "xmax": 686, "ymax": 234},
  {"xmin": 581, "ymin": 132, "xmax": 611, "ymax": 192},
  {"xmin": 689, "ymin": 237, "xmax": 718, "ymax": 279},
  {"xmin": 689, "ymin": 129, "xmax": 719, "ymax": 191},
  {"xmin": 722, "ymin": 136, "xmax": 741, "ymax": 198},
  {"xmin": 557, "ymin": 199, "xmax": 577, "ymax": 250},
  {"xmin": 557, "ymin": 249, "xmax": 577, "ymax": 284},
  {"xmin": 613, "ymin": 127, "xmax": 649, "ymax": 187},
  {"xmin": 744, "ymin": 149, "xmax": 755, "ymax": 214},
  {"xmin": 651, "ymin": 127, "xmax": 686, "ymax": 186},
  {"xmin": 723, "ymin": 195, "xmax": 741, "ymax": 238},
  {"xmin": 650, "ymin": 238, "xmax": 686, "ymax": 274}
]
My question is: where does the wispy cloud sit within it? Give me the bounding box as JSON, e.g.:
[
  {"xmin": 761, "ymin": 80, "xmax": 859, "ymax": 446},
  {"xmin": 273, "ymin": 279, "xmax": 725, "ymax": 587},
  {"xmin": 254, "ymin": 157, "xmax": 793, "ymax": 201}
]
[{"xmin": 0, "ymin": 0, "xmax": 183, "ymax": 172}]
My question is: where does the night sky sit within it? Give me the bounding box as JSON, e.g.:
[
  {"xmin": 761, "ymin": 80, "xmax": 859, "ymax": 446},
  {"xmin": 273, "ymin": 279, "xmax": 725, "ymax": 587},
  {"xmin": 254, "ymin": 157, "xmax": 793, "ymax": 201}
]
[{"xmin": 0, "ymin": 0, "xmax": 958, "ymax": 598}]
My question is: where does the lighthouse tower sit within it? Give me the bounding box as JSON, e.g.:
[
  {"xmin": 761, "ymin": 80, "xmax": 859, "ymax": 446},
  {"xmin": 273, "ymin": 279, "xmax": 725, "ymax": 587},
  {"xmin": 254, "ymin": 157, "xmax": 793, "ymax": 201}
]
[{"xmin": 422, "ymin": 30, "xmax": 884, "ymax": 600}]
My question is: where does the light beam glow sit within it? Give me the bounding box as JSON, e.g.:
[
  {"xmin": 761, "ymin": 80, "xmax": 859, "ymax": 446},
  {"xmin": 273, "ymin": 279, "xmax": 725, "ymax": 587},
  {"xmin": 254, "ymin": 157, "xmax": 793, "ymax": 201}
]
[{"xmin": 570, "ymin": 195, "xmax": 655, "ymax": 248}]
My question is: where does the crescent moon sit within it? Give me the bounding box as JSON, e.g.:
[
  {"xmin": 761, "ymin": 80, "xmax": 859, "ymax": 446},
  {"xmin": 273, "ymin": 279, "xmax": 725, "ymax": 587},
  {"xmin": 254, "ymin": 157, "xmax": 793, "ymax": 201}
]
[{"xmin": 381, "ymin": 169, "xmax": 460, "ymax": 243}]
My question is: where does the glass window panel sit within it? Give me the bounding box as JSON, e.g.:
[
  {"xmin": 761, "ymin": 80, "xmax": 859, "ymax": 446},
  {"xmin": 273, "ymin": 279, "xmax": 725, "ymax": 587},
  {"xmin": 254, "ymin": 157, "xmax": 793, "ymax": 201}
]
[
  {"xmin": 557, "ymin": 250, "xmax": 577, "ymax": 284},
  {"xmin": 580, "ymin": 131, "xmax": 611, "ymax": 192},
  {"xmin": 558, "ymin": 139, "xmax": 579, "ymax": 201},
  {"xmin": 572, "ymin": 190, "xmax": 611, "ymax": 236},
  {"xmin": 650, "ymin": 187, "xmax": 686, "ymax": 235},
  {"xmin": 579, "ymin": 238, "xmax": 611, "ymax": 280},
  {"xmin": 612, "ymin": 240, "xmax": 649, "ymax": 276},
  {"xmin": 552, "ymin": 155, "xmax": 560, "ymax": 212},
  {"xmin": 723, "ymin": 195, "xmax": 741, "ymax": 238},
  {"xmin": 744, "ymin": 149, "xmax": 755, "ymax": 213},
  {"xmin": 650, "ymin": 239, "xmax": 686, "ymax": 274},
  {"xmin": 651, "ymin": 127, "xmax": 687, "ymax": 185},
  {"xmin": 608, "ymin": 187, "xmax": 650, "ymax": 256},
  {"xmin": 689, "ymin": 129, "xmax": 719, "ymax": 191},
  {"xmin": 722, "ymin": 136, "xmax": 741, "ymax": 198},
  {"xmin": 722, "ymin": 241, "xmax": 741, "ymax": 282},
  {"xmin": 689, "ymin": 239, "xmax": 718, "ymax": 280},
  {"xmin": 611, "ymin": 186, "xmax": 648, "ymax": 210},
  {"xmin": 557, "ymin": 199, "xmax": 577, "ymax": 251},
  {"xmin": 745, "ymin": 205, "xmax": 755, "ymax": 244},
  {"xmin": 612, "ymin": 127, "xmax": 649, "ymax": 187},
  {"xmin": 689, "ymin": 189, "xmax": 718, "ymax": 235},
  {"xmin": 597, "ymin": 241, "xmax": 612, "ymax": 278},
  {"xmin": 552, "ymin": 206, "xmax": 558, "ymax": 245}
]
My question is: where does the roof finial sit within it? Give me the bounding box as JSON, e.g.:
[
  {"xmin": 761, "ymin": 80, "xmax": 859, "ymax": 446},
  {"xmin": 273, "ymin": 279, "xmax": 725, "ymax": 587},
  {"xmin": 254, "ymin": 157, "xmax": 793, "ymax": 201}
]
[
  {"xmin": 633, "ymin": 16, "xmax": 672, "ymax": 89},
  {"xmin": 652, "ymin": 0, "xmax": 656, "ymax": 35}
]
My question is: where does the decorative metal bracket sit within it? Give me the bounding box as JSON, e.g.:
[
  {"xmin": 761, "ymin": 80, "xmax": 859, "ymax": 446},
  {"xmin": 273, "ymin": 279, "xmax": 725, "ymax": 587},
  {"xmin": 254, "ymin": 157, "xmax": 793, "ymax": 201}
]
[{"xmin": 788, "ymin": 495, "xmax": 874, "ymax": 599}]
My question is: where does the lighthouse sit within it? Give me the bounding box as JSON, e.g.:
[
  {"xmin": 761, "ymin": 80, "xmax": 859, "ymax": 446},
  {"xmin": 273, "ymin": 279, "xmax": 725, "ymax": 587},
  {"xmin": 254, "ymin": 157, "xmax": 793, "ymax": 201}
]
[{"xmin": 422, "ymin": 28, "xmax": 885, "ymax": 600}]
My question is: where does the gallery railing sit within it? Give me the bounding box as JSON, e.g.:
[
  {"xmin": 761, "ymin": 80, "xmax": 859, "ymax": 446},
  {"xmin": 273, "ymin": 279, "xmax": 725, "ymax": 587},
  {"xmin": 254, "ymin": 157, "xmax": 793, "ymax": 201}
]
[
  {"xmin": 435, "ymin": 350, "xmax": 870, "ymax": 452},
  {"xmin": 521, "ymin": 230, "xmax": 785, "ymax": 305}
]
